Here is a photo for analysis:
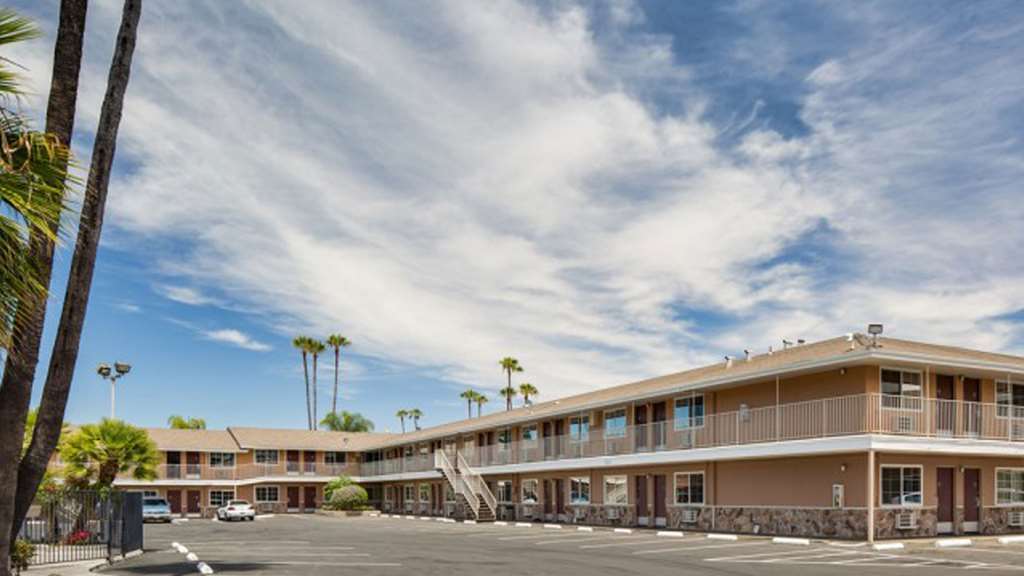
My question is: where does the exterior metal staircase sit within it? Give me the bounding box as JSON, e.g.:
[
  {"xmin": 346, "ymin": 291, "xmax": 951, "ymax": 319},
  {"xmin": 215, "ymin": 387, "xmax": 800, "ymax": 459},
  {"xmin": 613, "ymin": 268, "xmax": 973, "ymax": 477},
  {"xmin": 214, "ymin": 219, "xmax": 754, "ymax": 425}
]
[{"xmin": 435, "ymin": 450, "xmax": 496, "ymax": 522}]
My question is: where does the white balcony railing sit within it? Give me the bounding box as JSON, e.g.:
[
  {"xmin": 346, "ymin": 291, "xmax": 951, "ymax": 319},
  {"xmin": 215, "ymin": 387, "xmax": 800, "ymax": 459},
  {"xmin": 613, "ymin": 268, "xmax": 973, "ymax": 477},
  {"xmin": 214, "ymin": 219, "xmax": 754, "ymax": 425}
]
[{"xmin": 359, "ymin": 393, "xmax": 1024, "ymax": 477}]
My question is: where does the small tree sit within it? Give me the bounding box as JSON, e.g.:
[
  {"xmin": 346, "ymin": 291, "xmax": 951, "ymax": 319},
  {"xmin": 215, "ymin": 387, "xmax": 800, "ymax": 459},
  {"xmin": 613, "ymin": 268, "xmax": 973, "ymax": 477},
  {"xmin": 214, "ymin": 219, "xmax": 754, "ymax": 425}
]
[
  {"xmin": 60, "ymin": 419, "xmax": 157, "ymax": 488},
  {"xmin": 324, "ymin": 475, "xmax": 354, "ymax": 501},
  {"xmin": 325, "ymin": 484, "xmax": 368, "ymax": 511},
  {"xmin": 167, "ymin": 415, "xmax": 206, "ymax": 429}
]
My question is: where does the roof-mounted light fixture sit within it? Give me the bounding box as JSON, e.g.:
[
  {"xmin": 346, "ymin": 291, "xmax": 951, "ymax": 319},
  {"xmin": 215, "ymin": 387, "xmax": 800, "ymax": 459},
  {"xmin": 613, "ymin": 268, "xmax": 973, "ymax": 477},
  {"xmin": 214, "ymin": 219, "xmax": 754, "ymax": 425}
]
[{"xmin": 867, "ymin": 323, "xmax": 883, "ymax": 348}]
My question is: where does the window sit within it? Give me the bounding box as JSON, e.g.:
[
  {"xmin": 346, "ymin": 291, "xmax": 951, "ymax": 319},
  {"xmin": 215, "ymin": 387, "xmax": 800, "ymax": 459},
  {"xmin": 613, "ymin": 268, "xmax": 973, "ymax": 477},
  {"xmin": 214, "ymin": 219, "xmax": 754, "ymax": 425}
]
[
  {"xmin": 209, "ymin": 452, "xmax": 235, "ymax": 467},
  {"xmin": 255, "ymin": 450, "xmax": 278, "ymax": 464},
  {"xmin": 570, "ymin": 477, "xmax": 591, "ymax": 504},
  {"xmin": 521, "ymin": 425, "xmax": 538, "ymax": 444},
  {"xmin": 521, "ymin": 479, "xmax": 539, "ymax": 504},
  {"xmin": 604, "ymin": 475, "xmax": 628, "ymax": 506},
  {"xmin": 209, "ymin": 490, "xmax": 234, "ymax": 507},
  {"xmin": 674, "ymin": 394, "xmax": 705, "ymax": 430},
  {"xmin": 880, "ymin": 369, "xmax": 922, "ymax": 409},
  {"xmin": 674, "ymin": 472, "xmax": 705, "ymax": 505},
  {"xmin": 604, "ymin": 409, "xmax": 627, "ymax": 439},
  {"xmin": 997, "ymin": 469, "xmax": 1024, "ymax": 505},
  {"xmin": 997, "ymin": 381, "xmax": 1024, "ymax": 418},
  {"xmin": 569, "ymin": 416, "xmax": 590, "ymax": 442},
  {"xmin": 143, "ymin": 490, "xmax": 159, "ymax": 498},
  {"xmin": 419, "ymin": 484, "xmax": 430, "ymax": 503},
  {"xmin": 404, "ymin": 484, "xmax": 416, "ymax": 502},
  {"xmin": 445, "ymin": 484, "xmax": 456, "ymax": 503},
  {"xmin": 255, "ymin": 486, "xmax": 278, "ymax": 502},
  {"xmin": 881, "ymin": 466, "xmax": 923, "ymax": 507},
  {"xmin": 498, "ymin": 429, "xmax": 511, "ymax": 451},
  {"xmin": 832, "ymin": 484, "xmax": 845, "ymax": 509},
  {"xmin": 324, "ymin": 452, "xmax": 346, "ymax": 464},
  {"xmin": 497, "ymin": 480, "xmax": 513, "ymax": 503}
]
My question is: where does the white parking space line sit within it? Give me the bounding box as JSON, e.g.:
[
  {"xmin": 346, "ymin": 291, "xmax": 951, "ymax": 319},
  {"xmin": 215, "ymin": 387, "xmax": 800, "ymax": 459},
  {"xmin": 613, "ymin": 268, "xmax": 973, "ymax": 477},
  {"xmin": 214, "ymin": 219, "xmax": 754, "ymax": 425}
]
[
  {"xmin": 706, "ymin": 547, "xmax": 840, "ymax": 562},
  {"xmin": 255, "ymin": 561, "xmax": 403, "ymax": 567},
  {"xmin": 632, "ymin": 541, "xmax": 776, "ymax": 556},
  {"xmin": 498, "ymin": 532, "xmax": 586, "ymax": 541},
  {"xmin": 579, "ymin": 538, "xmax": 667, "ymax": 549},
  {"xmin": 534, "ymin": 535, "xmax": 625, "ymax": 546}
]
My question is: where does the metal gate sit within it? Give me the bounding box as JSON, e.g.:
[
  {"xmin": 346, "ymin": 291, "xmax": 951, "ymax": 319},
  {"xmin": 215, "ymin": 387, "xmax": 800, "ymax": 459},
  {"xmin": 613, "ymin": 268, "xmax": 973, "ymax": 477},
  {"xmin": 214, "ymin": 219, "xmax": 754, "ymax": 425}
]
[{"xmin": 17, "ymin": 490, "xmax": 144, "ymax": 566}]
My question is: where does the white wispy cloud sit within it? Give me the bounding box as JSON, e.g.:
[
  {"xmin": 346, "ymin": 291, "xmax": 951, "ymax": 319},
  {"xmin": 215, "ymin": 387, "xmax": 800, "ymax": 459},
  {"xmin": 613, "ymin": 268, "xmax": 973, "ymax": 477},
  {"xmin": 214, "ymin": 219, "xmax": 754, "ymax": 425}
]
[
  {"xmin": 114, "ymin": 301, "xmax": 142, "ymax": 313},
  {"xmin": 12, "ymin": 0, "xmax": 1024, "ymax": 400},
  {"xmin": 201, "ymin": 329, "xmax": 272, "ymax": 352}
]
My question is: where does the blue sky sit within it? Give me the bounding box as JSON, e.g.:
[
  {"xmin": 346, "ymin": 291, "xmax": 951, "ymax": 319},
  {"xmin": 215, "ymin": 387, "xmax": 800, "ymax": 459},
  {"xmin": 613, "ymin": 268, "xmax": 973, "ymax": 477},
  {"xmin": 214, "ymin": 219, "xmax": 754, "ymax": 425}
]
[{"xmin": 6, "ymin": 0, "xmax": 1024, "ymax": 433}]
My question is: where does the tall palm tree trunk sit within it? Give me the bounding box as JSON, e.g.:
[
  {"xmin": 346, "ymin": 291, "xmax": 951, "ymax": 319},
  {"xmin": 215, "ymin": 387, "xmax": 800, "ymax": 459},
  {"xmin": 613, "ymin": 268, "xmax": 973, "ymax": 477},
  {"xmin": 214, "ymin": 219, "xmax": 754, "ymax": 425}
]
[
  {"xmin": 311, "ymin": 353, "xmax": 319, "ymax": 430},
  {"xmin": 466, "ymin": 398, "xmax": 472, "ymax": 419},
  {"xmin": 505, "ymin": 371, "xmax": 512, "ymax": 411},
  {"xmin": 331, "ymin": 346, "xmax": 339, "ymax": 414},
  {"xmin": 9, "ymin": 2, "xmax": 140, "ymax": 548},
  {"xmin": 301, "ymin": 351, "xmax": 311, "ymax": 430}
]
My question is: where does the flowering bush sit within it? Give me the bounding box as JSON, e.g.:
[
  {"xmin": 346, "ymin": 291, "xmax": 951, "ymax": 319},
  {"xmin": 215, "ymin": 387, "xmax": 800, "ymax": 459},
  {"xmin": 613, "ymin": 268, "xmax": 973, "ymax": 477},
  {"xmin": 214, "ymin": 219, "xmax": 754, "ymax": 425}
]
[
  {"xmin": 64, "ymin": 530, "xmax": 92, "ymax": 545},
  {"xmin": 12, "ymin": 539, "xmax": 35, "ymax": 574}
]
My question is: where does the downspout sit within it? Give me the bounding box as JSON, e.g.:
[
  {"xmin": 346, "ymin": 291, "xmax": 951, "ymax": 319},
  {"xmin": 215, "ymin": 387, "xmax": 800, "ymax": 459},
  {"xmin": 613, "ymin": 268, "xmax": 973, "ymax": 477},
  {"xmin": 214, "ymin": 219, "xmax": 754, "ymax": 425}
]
[{"xmin": 867, "ymin": 449, "xmax": 875, "ymax": 543}]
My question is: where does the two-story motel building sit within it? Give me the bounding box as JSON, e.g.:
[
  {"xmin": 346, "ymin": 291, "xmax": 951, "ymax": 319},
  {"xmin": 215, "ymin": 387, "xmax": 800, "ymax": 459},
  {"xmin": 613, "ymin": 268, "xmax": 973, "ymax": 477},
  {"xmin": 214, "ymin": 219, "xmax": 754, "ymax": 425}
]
[{"xmin": 113, "ymin": 333, "xmax": 1024, "ymax": 541}]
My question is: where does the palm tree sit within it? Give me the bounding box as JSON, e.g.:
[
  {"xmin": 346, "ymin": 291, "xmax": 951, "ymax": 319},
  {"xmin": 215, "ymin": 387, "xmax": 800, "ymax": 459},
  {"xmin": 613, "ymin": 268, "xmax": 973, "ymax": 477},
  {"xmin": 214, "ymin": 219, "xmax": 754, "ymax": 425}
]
[
  {"xmin": 310, "ymin": 339, "xmax": 325, "ymax": 429},
  {"xmin": 518, "ymin": 383, "xmax": 538, "ymax": 406},
  {"xmin": 167, "ymin": 415, "xmax": 206, "ymax": 430},
  {"xmin": 459, "ymin": 389, "xmax": 476, "ymax": 419},
  {"xmin": 396, "ymin": 409, "xmax": 409, "ymax": 433},
  {"xmin": 408, "ymin": 408, "xmax": 423, "ymax": 431},
  {"xmin": 499, "ymin": 357, "xmax": 523, "ymax": 411},
  {"xmin": 320, "ymin": 410, "xmax": 374, "ymax": 432},
  {"xmin": 499, "ymin": 387, "xmax": 518, "ymax": 409},
  {"xmin": 325, "ymin": 334, "xmax": 351, "ymax": 415},
  {"xmin": 475, "ymin": 393, "xmax": 488, "ymax": 418},
  {"xmin": 60, "ymin": 418, "xmax": 157, "ymax": 488},
  {"xmin": 292, "ymin": 336, "xmax": 313, "ymax": 429},
  {"xmin": 4, "ymin": 2, "xmax": 139, "ymax": 568}
]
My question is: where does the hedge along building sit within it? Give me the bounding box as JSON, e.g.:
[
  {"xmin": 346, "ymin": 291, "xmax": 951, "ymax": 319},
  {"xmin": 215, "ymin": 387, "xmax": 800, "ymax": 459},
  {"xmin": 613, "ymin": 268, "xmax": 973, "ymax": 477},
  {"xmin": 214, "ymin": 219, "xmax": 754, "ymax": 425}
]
[{"xmin": 100, "ymin": 331, "xmax": 1024, "ymax": 540}]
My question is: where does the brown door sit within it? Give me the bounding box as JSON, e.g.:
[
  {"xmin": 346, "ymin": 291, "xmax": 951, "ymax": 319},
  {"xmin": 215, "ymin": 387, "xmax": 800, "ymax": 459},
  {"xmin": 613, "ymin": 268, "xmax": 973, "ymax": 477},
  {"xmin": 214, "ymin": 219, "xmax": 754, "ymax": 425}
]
[
  {"xmin": 652, "ymin": 402, "xmax": 667, "ymax": 447},
  {"xmin": 964, "ymin": 468, "xmax": 980, "ymax": 532},
  {"xmin": 287, "ymin": 450, "xmax": 299, "ymax": 473},
  {"xmin": 186, "ymin": 451, "xmax": 201, "ymax": 477},
  {"xmin": 963, "ymin": 378, "xmax": 981, "ymax": 436},
  {"xmin": 167, "ymin": 490, "xmax": 182, "ymax": 514},
  {"xmin": 654, "ymin": 475, "xmax": 667, "ymax": 526},
  {"xmin": 937, "ymin": 467, "xmax": 954, "ymax": 533},
  {"xmin": 187, "ymin": 490, "xmax": 201, "ymax": 514},
  {"xmin": 287, "ymin": 486, "xmax": 300, "ymax": 509},
  {"xmin": 936, "ymin": 375, "xmax": 956, "ymax": 434},
  {"xmin": 635, "ymin": 476, "xmax": 649, "ymax": 525},
  {"xmin": 543, "ymin": 480, "xmax": 552, "ymax": 516},
  {"xmin": 635, "ymin": 406, "xmax": 648, "ymax": 451},
  {"xmin": 554, "ymin": 421, "xmax": 565, "ymax": 457},
  {"xmin": 166, "ymin": 452, "xmax": 181, "ymax": 479},
  {"xmin": 303, "ymin": 486, "xmax": 317, "ymax": 510}
]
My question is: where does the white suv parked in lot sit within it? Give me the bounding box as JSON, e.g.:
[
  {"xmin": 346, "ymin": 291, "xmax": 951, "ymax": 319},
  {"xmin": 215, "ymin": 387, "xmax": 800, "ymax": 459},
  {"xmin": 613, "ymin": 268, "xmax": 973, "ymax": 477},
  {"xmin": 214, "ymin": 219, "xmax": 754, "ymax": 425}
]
[{"xmin": 217, "ymin": 500, "xmax": 256, "ymax": 521}]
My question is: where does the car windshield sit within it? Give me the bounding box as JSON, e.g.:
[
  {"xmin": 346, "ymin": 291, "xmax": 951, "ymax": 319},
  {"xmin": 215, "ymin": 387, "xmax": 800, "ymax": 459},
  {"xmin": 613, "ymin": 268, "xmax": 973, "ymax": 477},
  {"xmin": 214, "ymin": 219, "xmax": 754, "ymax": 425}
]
[
  {"xmin": 228, "ymin": 500, "xmax": 249, "ymax": 506},
  {"xmin": 144, "ymin": 498, "xmax": 168, "ymax": 506}
]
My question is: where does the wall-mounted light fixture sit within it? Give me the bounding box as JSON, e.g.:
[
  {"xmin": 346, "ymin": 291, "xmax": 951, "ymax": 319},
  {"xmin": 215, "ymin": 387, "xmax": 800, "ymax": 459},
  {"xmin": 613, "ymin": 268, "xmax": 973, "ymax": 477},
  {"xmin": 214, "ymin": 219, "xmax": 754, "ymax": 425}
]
[
  {"xmin": 840, "ymin": 463, "xmax": 847, "ymax": 472},
  {"xmin": 839, "ymin": 368, "xmax": 847, "ymax": 376}
]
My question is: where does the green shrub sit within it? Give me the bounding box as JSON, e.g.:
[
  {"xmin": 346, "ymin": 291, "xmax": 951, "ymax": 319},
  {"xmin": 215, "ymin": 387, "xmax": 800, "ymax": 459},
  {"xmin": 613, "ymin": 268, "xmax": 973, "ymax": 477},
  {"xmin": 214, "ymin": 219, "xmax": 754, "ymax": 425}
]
[
  {"xmin": 323, "ymin": 475, "xmax": 354, "ymax": 501},
  {"xmin": 12, "ymin": 539, "xmax": 35, "ymax": 574},
  {"xmin": 324, "ymin": 484, "xmax": 368, "ymax": 511}
]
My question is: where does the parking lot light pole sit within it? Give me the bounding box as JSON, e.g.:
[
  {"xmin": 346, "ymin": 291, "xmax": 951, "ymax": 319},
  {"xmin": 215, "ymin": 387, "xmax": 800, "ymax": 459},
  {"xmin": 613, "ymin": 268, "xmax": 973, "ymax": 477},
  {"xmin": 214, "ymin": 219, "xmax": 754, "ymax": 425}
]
[{"xmin": 97, "ymin": 361, "xmax": 132, "ymax": 419}]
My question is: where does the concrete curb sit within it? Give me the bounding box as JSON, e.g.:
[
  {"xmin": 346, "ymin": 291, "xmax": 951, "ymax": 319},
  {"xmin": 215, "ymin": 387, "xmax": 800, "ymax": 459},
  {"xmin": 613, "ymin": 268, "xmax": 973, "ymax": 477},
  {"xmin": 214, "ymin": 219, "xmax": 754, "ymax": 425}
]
[
  {"xmin": 197, "ymin": 561, "xmax": 214, "ymax": 574},
  {"xmin": 577, "ymin": 526, "xmax": 594, "ymax": 532},
  {"xmin": 515, "ymin": 522, "xmax": 532, "ymax": 528},
  {"xmin": 657, "ymin": 531, "xmax": 684, "ymax": 538},
  {"xmin": 543, "ymin": 524, "xmax": 562, "ymax": 530},
  {"xmin": 999, "ymin": 535, "xmax": 1024, "ymax": 545},
  {"xmin": 613, "ymin": 528, "xmax": 633, "ymax": 534},
  {"xmin": 935, "ymin": 538, "xmax": 972, "ymax": 548},
  {"xmin": 464, "ymin": 519, "xmax": 477, "ymax": 524},
  {"xmin": 707, "ymin": 534, "xmax": 738, "ymax": 541},
  {"xmin": 186, "ymin": 552, "xmax": 199, "ymax": 562},
  {"xmin": 872, "ymin": 542, "xmax": 904, "ymax": 551},
  {"xmin": 494, "ymin": 521, "xmax": 508, "ymax": 526},
  {"xmin": 773, "ymin": 537, "xmax": 811, "ymax": 545}
]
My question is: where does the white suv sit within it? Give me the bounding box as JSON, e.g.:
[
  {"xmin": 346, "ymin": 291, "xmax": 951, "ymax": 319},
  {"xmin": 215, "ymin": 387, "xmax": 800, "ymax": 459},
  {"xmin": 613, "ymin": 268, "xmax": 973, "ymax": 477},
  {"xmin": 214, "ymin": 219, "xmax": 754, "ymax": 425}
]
[{"xmin": 217, "ymin": 500, "xmax": 256, "ymax": 521}]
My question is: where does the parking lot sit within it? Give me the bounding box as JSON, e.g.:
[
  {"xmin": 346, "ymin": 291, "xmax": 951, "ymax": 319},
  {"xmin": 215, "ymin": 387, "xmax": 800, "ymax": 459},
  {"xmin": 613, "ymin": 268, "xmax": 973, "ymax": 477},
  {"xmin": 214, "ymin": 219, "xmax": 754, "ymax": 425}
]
[{"xmin": 100, "ymin": 515, "xmax": 1024, "ymax": 575}]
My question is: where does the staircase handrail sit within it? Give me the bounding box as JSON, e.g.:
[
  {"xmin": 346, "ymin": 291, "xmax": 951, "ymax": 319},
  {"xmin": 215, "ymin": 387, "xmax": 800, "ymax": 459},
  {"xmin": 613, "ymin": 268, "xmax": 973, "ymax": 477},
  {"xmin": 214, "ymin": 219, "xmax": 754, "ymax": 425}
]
[
  {"xmin": 457, "ymin": 452, "xmax": 497, "ymax": 513},
  {"xmin": 434, "ymin": 450, "xmax": 458, "ymax": 493}
]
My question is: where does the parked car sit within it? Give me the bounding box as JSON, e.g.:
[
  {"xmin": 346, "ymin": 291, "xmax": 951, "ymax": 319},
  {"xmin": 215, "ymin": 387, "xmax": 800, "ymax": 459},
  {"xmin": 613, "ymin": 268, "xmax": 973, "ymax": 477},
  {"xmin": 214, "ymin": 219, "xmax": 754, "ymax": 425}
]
[
  {"xmin": 217, "ymin": 500, "xmax": 256, "ymax": 521},
  {"xmin": 142, "ymin": 498, "xmax": 173, "ymax": 523}
]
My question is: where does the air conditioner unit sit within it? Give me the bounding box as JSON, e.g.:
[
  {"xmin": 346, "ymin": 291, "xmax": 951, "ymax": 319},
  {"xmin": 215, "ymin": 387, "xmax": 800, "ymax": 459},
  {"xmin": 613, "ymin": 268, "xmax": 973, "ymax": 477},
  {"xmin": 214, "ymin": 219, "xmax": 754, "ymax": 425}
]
[
  {"xmin": 607, "ymin": 507, "xmax": 620, "ymax": 520},
  {"xmin": 521, "ymin": 505, "xmax": 534, "ymax": 519},
  {"xmin": 1013, "ymin": 421, "xmax": 1024, "ymax": 440},
  {"xmin": 897, "ymin": 416, "xmax": 916, "ymax": 433},
  {"xmin": 681, "ymin": 508, "xmax": 699, "ymax": 524},
  {"xmin": 573, "ymin": 507, "xmax": 588, "ymax": 522},
  {"xmin": 1009, "ymin": 511, "xmax": 1024, "ymax": 527},
  {"xmin": 896, "ymin": 511, "xmax": 918, "ymax": 530}
]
